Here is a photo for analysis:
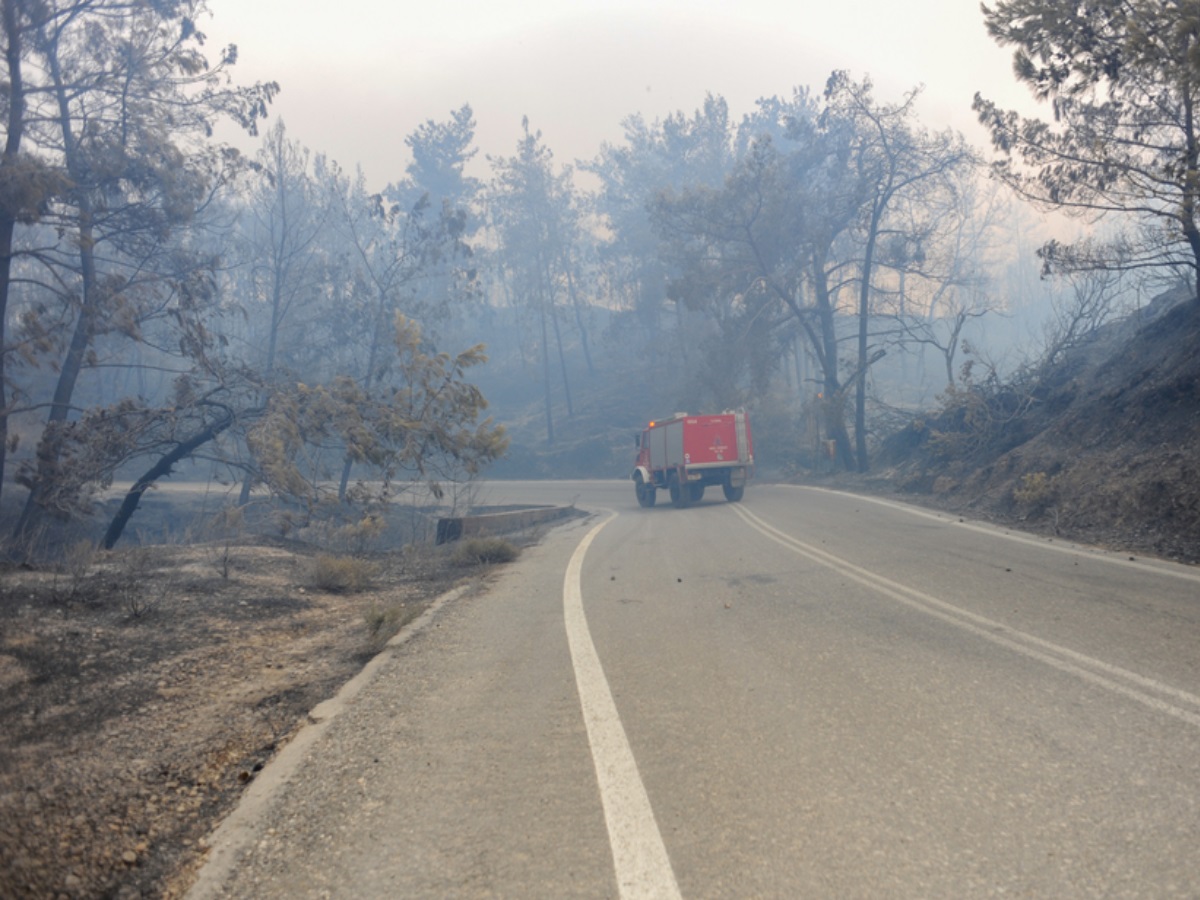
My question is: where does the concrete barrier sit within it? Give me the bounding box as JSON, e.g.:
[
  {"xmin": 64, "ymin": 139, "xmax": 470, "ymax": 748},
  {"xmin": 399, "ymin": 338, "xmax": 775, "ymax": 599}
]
[{"xmin": 435, "ymin": 505, "xmax": 579, "ymax": 544}]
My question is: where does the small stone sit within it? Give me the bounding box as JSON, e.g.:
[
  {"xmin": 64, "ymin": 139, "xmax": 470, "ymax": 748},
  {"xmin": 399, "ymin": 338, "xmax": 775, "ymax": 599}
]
[{"xmin": 122, "ymin": 849, "xmax": 138, "ymax": 864}]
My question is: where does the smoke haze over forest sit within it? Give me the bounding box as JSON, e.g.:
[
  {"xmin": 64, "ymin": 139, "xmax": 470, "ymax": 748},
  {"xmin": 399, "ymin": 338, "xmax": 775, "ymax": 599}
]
[
  {"xmin": 2, "ymin": 0, "xmax": 1195, "ymax": 550},
  {"xmin": 206, "ymin": 0, "xmax": 1038, "ymax": 186}
]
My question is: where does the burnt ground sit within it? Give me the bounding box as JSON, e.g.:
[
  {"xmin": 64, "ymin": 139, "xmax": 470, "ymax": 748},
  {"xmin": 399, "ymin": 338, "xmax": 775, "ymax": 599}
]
[
  {"xmin": 0, "ymin": 505, "xmax": 523, "ymax": 900},
  {"xmin": 849, "ymin": 289, "xmax": 1200, "ymax": 565}
]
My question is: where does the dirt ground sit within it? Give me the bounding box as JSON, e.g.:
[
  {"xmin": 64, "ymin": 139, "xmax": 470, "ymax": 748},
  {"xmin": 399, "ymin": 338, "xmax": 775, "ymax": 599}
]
[{"xmin": 0, "ymin": 513, "xmax": 512, "ymax": 900}]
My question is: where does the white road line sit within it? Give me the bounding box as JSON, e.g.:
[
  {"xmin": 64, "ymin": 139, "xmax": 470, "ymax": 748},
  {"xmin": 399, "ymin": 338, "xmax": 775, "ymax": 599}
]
[
  {"xmin": 563, "ymin": 513, "xmax": 682, "ymax": 900},
  {"xmin": 732, "ymin": 504, "xmax": 1200, "ymax": 730},
  {"xmin": 783, "ymin": 484, "xmax": 1200, "ymax": 585}
]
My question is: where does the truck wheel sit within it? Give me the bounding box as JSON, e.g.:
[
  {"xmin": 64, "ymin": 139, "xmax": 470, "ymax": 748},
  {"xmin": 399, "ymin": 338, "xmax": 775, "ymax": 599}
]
[
  {"xmin": 668, "ymin": 474, "xmax": 689, "ymax": 508},
  {"xmin": 722, "ymin": 484, "xmax": 744, "ymax": 502},
  {"xmin": 689, "ymin": 483, "xmax": 705, "ymax": 503},
  {"xmin": 635, "ymin": 475, "xmax": 656, "ymax": 508}
]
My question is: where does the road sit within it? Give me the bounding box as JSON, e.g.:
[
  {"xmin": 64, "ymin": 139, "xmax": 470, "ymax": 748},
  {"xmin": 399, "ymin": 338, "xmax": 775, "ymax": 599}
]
[{"xmin": 190, "ymin": 480, "xmax": 1200, "ymax": 898}]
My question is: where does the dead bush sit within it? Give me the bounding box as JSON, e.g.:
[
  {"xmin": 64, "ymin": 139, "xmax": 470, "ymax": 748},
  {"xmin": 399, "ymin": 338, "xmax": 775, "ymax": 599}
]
[
  {"xmin": 362, "ymin": 601, "xmax": 419, "ymax": 647},
  {"xmin": 1013, "ymin": 471, "xmax": 1059, "ymax": 512},
  {"xmin": 310, "ymin": 554, "xmax": 376, "ymax": 593},
  {"xmin": 50, "ymin": 539, "xmax": 99, "ymax": 608},
  {"xmin": 449, "ymin": 537, "xmax": 520, "ymax": 567},
  {"xmin": 112, "ymin": 546, "xmax": 164, "ymax": 618},
  {"xmin": 334, "ymin": 514, "xmax": 387, "ymax": 554}
]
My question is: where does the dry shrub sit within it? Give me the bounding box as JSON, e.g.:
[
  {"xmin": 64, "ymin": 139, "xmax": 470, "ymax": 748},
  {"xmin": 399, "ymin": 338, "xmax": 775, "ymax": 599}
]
[
  {"xmin": 50, "ymin": 539, "xmax": 98, "ymax": 607},
  {"xmin": 335, "ymin": 514, "xmax": 387, "ymax": 554},
  {"xmin": 449, "ymin": 537, "xmax": 519, "ymax": 567},
  {"xmin": 1013, "ymin": 471, "xmax": 1058, "ymax": 509},
  {"xmin": 363, "ymin": 601, "xmax": 419, "ymax": 646},
  {"xmin": 310, "ymin": 554, "xmax": 376, "ymax": 593}
]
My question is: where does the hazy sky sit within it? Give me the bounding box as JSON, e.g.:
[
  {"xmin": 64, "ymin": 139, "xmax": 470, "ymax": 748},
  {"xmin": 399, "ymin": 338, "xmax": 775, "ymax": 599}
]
[{"xmin": 205, "ymin": 1, "xmax": 1039, "ymax": 188}]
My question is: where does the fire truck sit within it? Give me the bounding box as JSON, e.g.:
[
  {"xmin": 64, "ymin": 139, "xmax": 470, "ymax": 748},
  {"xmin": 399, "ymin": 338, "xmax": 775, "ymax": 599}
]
[{"xmin": 632, "ymin": 411, "xmax": 753, "ymax": 508}]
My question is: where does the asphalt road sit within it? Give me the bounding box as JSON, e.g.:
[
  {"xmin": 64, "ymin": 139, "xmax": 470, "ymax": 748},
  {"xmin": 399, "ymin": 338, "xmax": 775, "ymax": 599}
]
[{"xmin": 190, "ymin": 481, "xmax": 1200, "ymax": 898}]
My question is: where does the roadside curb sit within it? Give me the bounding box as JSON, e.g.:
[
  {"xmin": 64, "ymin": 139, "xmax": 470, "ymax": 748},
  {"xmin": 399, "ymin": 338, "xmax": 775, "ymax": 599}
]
[
  {"xmin": 184, "ymin": 581, "xmax": 474, "ymax": 900},
  {"xmin": 435, "ymin": 504, "xmax": 578, "ymax": 544}
]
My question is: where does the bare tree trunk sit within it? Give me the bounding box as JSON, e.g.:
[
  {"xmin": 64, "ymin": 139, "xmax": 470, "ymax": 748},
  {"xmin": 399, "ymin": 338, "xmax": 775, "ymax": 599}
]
[
  {"xmin": 855, "ymin": 199, "xmax": 884, "ymax": 473},
  {"xmin": 551, "ymin": 301, "xmax": 573, "ymax": 418},
  {"xmin": 103, "ymin": 413, "xmax": 235, "ymax": 548},
  {"xmin": 1180, "ymin": 80, "xmax": 1200, "ymax": 305},
  {"xmin": 561, "ymin": 252, "xmax": 594, "ymax": 376},
  {"xmin": 0, "ymin": 0, "xmax": 27, "ymax": 509},
  {"xmin": 239, "ymin": 258, "xmax": 286, "ymax": 506},
  {"xmin": 810, "ymin": 255, "xmax": 853, "ymax": 469},
  {"xmin": 14, "ymin": 206, "xmax": 98, "ymax": 538},
  {"xmin": 539, "ymin": 299, "xmax": 554, "ymax": 446},
  {"xmin": 14, "ymin": 40, "xmax": 100, "ymax": 539}
]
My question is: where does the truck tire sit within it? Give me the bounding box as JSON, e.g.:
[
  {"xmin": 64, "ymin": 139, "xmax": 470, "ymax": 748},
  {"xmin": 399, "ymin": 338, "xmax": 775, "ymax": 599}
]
[
  {"xmin": 635, "ymin": 475, "xmax": 656, "ymax": 508},
  {"xmin": 689, "ymin": 483, "xmax": 705, "ymax": 503},
  {"xmin": 722, "ymin": 483, "xmax": 744, "ymax": 502},
  {"xmin": 668, "ymin": 473, "xmax": 689, "ymax": 508}
]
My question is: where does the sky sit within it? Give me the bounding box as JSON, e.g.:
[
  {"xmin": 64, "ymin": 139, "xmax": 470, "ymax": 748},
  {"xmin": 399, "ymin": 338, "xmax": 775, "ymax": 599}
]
[{"xmin": 203, "ymin": 0, "xmax": 1041, "ymax": 189}]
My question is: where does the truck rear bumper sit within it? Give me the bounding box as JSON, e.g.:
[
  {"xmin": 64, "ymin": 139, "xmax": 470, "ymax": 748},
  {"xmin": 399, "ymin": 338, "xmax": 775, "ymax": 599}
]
[{"xmin": 682, "ymin": 464, "xmax": 751, "ymax": 486}]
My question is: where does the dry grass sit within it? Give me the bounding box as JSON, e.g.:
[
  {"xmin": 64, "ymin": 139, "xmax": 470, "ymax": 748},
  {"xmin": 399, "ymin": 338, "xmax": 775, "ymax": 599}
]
[
  {"xmin": 309, "ymin": 553, "xmax": 378, "ymax": 593},
  {"xmin": 449, "ymin": 536, "xmax": 521, "ymax": 566}
]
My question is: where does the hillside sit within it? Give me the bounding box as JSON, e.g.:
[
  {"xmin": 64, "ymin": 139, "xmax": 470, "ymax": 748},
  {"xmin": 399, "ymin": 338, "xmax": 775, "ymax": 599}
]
[{"xmin": 868, "ymin": 289, "xmax": 1200, "ymax": 564}]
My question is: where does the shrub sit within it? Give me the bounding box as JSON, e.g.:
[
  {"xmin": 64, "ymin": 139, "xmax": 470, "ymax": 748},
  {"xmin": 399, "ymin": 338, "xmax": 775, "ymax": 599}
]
[
  {"xmin": 310, "ymin": 554, "xmax": 376, "ymax": 592},
  {"xmin": 335, "ymin": 514, "xmax": 387, "ymax": 554},
  {"xmin": 363, "ymin": 601, "xmax": 418, "ymax": 645},
  {"xmin": 1013, "ymin": 471, "xmax": 1058, "ymax": 510},
  {"xmin": 449, "ymin": 537, "xmax": 520, "ymax": 567}
]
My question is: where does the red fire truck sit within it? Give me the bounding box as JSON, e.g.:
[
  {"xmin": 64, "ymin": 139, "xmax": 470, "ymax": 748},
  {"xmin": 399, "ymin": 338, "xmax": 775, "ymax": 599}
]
[{"xmin": 632, "ymin": 411, "xmax": 754, "ymax": 508}]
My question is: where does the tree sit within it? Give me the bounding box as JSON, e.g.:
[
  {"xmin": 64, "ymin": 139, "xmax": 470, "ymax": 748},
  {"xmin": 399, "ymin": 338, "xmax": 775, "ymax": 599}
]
[
  {"xmin": 390, "ymin": 104, "xmax": 481, "ymax": 224},
  {"xmin": 887, "ymin": 176, "xmax": 1010, "ymax": 389},
  {"xmin": 233, "ymin": 120, "xmax": 332, "ymax": 504},
  {"xmin": 586, "ymin": 94, "xmax": 738, "ymax": 380},
  {"xmin": 823, "ymin": 72, "xmax": 973, "ymax": 470},
  {"xmin": 386, "ymin": 104, "xmax": 484, "ymax": 351},
  {"xmin": 327, "ymin": 154, "xmax": 477, "ymax": 500},
  {"xmin": 487, "ymin": 118, "xmax": 585, "ymax": 445},
  {"xmin": 974, "ymin": 0, "xmax": 1200, "ymax": 301},
  {"xmin": 650, "ymin": 135, "xmax": 803, "ymax": 411},
  {"xmin": 47, "ymin": 311, "xmax": 505, "ymax": 547},
  {"xmin": 0, "ymin": 0, "xmax": 70, "ymax": 507},
  {"xmin": 10, "ymin": 0, "xmax": 276, "ymax": 540},
  {"xmin": 246, "ymin": 315, "xmax": 506, "ymax": 523},
  {"xmin": 648, "ymin": 89, "xmax": 862, "ymax": 466}
]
